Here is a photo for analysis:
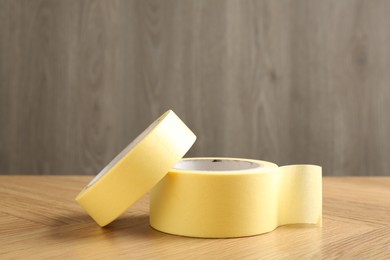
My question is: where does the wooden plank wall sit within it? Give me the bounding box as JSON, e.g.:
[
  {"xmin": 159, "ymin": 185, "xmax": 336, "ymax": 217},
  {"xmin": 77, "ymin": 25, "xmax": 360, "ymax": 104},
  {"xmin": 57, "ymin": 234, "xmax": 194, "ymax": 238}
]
[{"xmin": 0, "ymin": 0, "xmax": 389, "ymax": 176}]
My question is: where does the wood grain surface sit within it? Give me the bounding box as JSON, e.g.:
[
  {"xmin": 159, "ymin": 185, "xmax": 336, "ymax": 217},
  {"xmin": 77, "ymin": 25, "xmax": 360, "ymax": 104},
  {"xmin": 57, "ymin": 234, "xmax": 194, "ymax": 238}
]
[
  {"xmin": 1, "ymin": 1, "xmax": 390, "ymax": 175},
  {"xmin": 0, "ymin": 176, "xmax": 389, "ymax": 258}
]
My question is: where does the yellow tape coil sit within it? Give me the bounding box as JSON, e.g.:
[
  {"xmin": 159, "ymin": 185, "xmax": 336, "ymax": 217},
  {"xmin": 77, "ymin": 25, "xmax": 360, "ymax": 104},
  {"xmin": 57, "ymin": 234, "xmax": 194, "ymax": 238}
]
[
  {"xmin": 150, "ymin": 158, "xmax": 322, "ymax": 238},
  {"xmin": 76, "ymin": 110, "xmax": 196, "ymax": 226}
]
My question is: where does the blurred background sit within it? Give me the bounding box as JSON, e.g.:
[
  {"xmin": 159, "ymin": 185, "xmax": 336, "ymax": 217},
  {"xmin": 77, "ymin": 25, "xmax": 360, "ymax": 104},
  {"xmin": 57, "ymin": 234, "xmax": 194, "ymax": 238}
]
[{"xmin": 0, "ymin": 0, "xmax": 389, "ymax": 176}]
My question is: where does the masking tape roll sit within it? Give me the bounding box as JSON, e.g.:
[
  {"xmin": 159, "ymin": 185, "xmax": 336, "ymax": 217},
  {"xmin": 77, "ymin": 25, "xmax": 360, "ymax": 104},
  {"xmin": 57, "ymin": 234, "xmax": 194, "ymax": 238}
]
[
  {"xmin": 75, "ymin": 110, "xmax": 196, "ymax": 226},
  {"xmin": 150, "ymin": 158, "xmax": 322, "ymax": 238}
]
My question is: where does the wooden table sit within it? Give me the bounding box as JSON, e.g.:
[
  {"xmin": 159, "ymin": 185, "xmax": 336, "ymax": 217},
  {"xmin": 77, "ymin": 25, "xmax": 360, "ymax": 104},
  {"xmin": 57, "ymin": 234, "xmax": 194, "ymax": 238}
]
[{"xmin": 0, "ymin": 176, "xmax": 389, "ymax": 259}]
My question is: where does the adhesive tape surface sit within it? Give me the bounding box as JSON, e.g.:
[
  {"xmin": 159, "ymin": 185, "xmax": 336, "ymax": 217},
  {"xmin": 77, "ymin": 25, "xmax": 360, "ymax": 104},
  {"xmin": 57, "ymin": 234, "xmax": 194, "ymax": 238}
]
[
  {"xmin": 75, "ymin": 110, "xmax": 196, "ymax": 226},
  {"xmin": 150, "ymin": 158, "xmax": 322, "ymax": 238}
]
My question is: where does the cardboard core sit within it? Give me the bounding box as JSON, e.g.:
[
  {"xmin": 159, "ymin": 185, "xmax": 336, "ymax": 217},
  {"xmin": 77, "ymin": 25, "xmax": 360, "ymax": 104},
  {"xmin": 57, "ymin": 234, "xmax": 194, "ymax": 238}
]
[{"xmin": 174, "ymin": 159, "xmax": 261, "ymax": 171}]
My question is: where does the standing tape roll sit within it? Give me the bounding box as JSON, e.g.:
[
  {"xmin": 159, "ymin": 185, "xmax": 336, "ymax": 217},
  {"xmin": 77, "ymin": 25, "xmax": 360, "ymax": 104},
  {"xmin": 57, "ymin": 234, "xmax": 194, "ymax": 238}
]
[
  {"xmin": 150, "ymin": 158, "xmax": 322, "ymax": 238},
  {"xmin": 75, "ymin": 110, "xmax": 322, "ymax": 238},
  {"xmin": 76, "ymin": 110, "xmax": 196, "ymax": 226}
]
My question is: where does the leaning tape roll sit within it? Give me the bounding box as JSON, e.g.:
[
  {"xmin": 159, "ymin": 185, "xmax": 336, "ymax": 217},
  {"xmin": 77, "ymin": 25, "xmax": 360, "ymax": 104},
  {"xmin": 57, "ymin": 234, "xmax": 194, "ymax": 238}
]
[
  {"xmin": 150, "ymin": 158, "xmax": 322, "ymax": 238},
  {"xmin": 75, "ymin": 110, "xmax": 196, "ymax": 226}
]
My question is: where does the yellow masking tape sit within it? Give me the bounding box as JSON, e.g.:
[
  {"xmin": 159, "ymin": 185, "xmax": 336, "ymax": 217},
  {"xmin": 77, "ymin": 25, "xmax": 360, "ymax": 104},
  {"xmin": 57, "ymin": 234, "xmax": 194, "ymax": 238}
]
[
  {"xmin": 75, "ymin": 110, "xmax": 196, "ymax": 226},
  {"xmin": 150, "ymin": 158, "xmax": 322, "ymax": 238}
]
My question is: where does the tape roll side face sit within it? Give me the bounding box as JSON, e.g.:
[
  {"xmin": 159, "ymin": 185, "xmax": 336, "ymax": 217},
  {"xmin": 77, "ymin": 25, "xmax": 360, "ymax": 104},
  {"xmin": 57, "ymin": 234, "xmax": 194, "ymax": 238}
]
[
  {"xmin": 76, "ymin": 110, "xmax": 196, "ymax": 226},
  {"xmin": 150, "ymin": 158, "xmax": 281, "ymax": 238}
]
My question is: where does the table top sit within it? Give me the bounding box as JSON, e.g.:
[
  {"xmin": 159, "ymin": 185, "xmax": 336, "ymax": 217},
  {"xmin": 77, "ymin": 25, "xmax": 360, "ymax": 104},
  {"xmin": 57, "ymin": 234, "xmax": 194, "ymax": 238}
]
[{"xmin": 0, "ymin": 176, "xmax": 389, "ymax": 259}]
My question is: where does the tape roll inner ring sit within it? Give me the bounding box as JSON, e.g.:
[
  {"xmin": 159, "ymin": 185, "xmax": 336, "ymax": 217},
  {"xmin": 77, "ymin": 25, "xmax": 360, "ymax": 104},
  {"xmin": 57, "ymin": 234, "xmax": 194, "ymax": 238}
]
[
  {"xmin": 173, "ymin": 159, "xmax": 261, "ymax": 171},
  {"xmin": 86, "ymin": 115, "xmax": 164, "ymax": 188}
]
